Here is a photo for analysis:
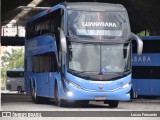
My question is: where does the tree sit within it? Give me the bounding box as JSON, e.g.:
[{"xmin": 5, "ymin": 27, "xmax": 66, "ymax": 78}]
[{"xmin": 1, "ymin": 48, "xmax": 24, "ymax": 89}]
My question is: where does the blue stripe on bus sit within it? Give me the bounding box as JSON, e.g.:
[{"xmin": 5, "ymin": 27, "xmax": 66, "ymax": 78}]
[
  {"xmin": 141, "ymin": 36, "xmax": 160, "ymax": 40},
  {"xmin": 132, "ymin": 53, "xmax": 160, "ymax": 66}
]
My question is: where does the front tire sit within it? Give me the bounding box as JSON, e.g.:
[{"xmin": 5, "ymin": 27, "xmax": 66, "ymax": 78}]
[
  {"xmin": 108, "ymin": 100, "xmax": 119, "ymax": 108},
  {"xmin": 55, "ymin": 85, "xmax": 66, "ymax": 107}
]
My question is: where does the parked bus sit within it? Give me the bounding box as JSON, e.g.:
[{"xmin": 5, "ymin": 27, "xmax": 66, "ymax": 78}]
[
  {"xmin": 132, "ymin": 36, "xmax": 160, "ymax": 98},
  {"xmin": 6, "ymin": 68, "xmax": 24, "ymax": 93},
  {"xmin": 25, "ymin": 2, "xmax": 143, "ymax": 107}
]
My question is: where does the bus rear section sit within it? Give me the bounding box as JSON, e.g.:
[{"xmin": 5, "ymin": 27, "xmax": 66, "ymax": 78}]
[
  {"xmin": 6, "ymin": 68, "xmax": 24, "ymax": 93},
  {"xmin": 132, "ymin": 36, "xmax": 160, "ymax": 98}
]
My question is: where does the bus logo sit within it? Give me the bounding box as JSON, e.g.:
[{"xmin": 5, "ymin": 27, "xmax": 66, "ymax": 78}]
[{"xmin": 99, "ymin": 84, "xmax": 103, "ymax": 90}]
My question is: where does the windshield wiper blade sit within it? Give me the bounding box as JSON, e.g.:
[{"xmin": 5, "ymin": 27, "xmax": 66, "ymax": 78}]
[
  {"xmin": 67, "ymin": 36, "xmax": 79, "ymax": 39},
  {"xmin": 69, "ymin": 69, "xmax": 85, "ymax": 74},
  {"xmin": 69, "ymin": 70, "xmax": 98, "ymax": 75}
]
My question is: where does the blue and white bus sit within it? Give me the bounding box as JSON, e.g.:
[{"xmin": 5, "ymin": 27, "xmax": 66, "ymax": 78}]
[
  {"xmin": 132, "ymin": 36, "xmax": 160, "ymax": 98},
  {"xmin": 25, "ymin": 2, "xmax": 143, "ymax": 107}
]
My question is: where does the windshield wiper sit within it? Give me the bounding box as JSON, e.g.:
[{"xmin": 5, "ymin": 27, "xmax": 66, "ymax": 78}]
[
  {"xmin": 69, "ymin": 69, "xmax": 86, "ymax": 74},
  {"xmin": 67, "ymin": 36, "xmax": 79, "ymax": 39},
  {"xmin": 69, "ymin": 69, "xmax": 98, "ymax": 75},
  {"xmin": 67, "ymin": 35, "xmax": 94, "ymax": 40}
]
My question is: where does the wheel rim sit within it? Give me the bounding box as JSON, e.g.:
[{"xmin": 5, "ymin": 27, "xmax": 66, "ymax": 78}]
[
  {"xmin": 33, "ymin": 89, "xmax": 36, "ymax": 99},
  {"xmin": 31, "ymin": 88, "xmax": 36, "ymax": 101}
]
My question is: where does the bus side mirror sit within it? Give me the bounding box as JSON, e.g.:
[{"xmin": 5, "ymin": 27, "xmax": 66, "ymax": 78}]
[
  {"xmin": 131, "ymin": 33, "xmax": 143, "ymax": 55},
  {"xmin": 59, "ymin": 28, "xmax": 67, "ymax": 53}
]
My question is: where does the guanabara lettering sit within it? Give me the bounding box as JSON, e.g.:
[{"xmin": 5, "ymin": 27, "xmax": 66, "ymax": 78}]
[{"xmin": 82, "ymin": 22, "xmax": 117, "ymax": 27}]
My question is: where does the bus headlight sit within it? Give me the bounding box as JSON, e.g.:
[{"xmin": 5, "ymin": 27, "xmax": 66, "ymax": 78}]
[
  {"xmin": 121, "ymin": 81, "xmax": 131, "ymax": 89},
  {"xmin": 65, "ymin": 79, "xmax": 81, "ymax": 89},
  {"xmin": 67, "ymin": 91, "xmax": 73, "ymax": 97}
]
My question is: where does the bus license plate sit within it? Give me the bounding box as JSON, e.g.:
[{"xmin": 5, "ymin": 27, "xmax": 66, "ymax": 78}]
[{"xmin": 95, "ymin": 97, "xmax": 106, "ymax": 100}]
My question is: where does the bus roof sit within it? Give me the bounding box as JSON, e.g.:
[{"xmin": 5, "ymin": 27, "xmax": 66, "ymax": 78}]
[
  {"xmin": 27, "ymin": 2, "xmax": 126, "ymax": 23},
  {"xmin": 64, "ymin": 2, "xmax": 125, "ymax": 11},
  {"xmin": 7, "ymin": 68, "xmax": 24, "ymax": 72}
]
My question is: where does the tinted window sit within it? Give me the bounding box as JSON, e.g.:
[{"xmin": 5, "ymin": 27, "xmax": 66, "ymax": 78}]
[
  {"xmin": 26, "ymin": 9, "xmax": 61, "ymax": 39},
  {"xmin": 7, "ymin": 71, "xmax": 24, "ymax": 78},
  {"xmin": 32, "ymin": 52, "xmax": 58, "ymax": 73},
  {"xmin": 132, "ymin": 40, "xmax": 160, "ymax": 53},
  {"xmin": 68, "ymin": 10, "xmax": 130, "ymax": 39}
]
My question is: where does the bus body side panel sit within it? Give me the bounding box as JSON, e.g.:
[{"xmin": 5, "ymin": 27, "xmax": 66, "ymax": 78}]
[
  {"xmin": 132, "ymin": 79, "xmax": 150, "ymax": 96},
  {"xmin": 25, "ymin": 55, "xmax": 32, "ymax": 94},
  {"xmin": 48, "ymin": 73, "xmax": 60, "ymax": 98},
  {"xmin": 132, "ymin": 36, "xmax": 160, "ymax": 97},
  {"xmin": 33, "ymin": 73, "xmax": 49, "ymax": 97},
  {"xmin": 25, "ymin": 72, "xmax": 32, "ymax": 94},
  {"xmin": 149, "ymin": 80, "xmax": 160, "ymax": 96},
  {"xmin": 25, "ymin": 4, "xmax": 67, "ymax": 97},
  {"xmin": 132, "ymin": 79, "xmax": 160, "ymax": 96},
  {"xmin": 132, "ymin": 53, "xmax": 160, "ymax": 66},
  {"xmin": 25, "ymin": 35, "xmax": 58, "ymax": 98}
]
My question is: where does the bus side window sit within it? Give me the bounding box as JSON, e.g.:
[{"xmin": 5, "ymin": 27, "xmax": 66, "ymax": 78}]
[
  {"xmin": 50, "ymin": 52, "xmax": 58, "ymax": 72},
  {"xmin": 36, "ymin": 23, "xmax": 41, "ymax": 36},
  {"xmin": 132, "ymin": 40, "xmax": 137, "ymax": 53},
  {"xmin": 32, "ymin": 52, "xmax": 58, "ymax": 73}
]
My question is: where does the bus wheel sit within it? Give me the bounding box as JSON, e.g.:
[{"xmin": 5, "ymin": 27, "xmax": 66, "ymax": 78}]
[
  {"xmin": 17, "ymin": 86, "xmax": 22, "ymax": 93},
  {"xmin": 130, "ymin": 89, "xmax": 135, "ymax": 100},
  {"xmin": 31, "ymin": 87, "xmax": 40, "ymax": 104},
  {"xmin": 82, "ymin": 100, "xmax": 89, "ymax": 105},
  {"xmin": 55, "ymin": 85, "xmax": 66, "ymax": 107},
  {"xmin": 106, "ymin": 100, "xmax": 119, "ymax": 108}
]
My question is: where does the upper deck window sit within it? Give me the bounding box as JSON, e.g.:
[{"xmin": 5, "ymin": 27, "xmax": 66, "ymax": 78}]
[{"xmin": 68, "ymin": 10, "xmax": 130, "ymax": 40}]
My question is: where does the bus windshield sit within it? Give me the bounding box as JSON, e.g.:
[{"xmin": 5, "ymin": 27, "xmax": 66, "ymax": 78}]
[
  {"xmin": 68, "ymin": 10, "xmax": 130, "ymax": 39},
  {"xmin": 68, "ymin": 42, "xmax": 131, "ymax": 74},
  {"xmin": 7, "ymin": 71, "xmax": 24, "ymax": 78}
]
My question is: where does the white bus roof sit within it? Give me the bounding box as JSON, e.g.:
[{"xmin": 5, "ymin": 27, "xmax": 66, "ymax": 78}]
[{"xmin": 7, "ymin": 68, "xmax": 24, "ymax": 72}]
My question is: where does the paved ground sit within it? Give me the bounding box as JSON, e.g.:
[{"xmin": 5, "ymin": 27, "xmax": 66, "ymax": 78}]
[{"xmin": 1, "ymin": 93, "xmax": 160, "ymax": 120}]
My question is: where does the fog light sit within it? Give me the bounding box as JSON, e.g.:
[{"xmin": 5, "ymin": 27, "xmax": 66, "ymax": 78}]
[{"xmin": 67, "ymin": 91, "xmax": 73, "ymax": 97}]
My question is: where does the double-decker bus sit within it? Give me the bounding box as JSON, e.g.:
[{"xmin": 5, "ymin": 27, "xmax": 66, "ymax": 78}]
[
  {"xmin": 25, "ymin": 2, "xmax": 143, "ymax": 107},
  {"xmin": 6, "ymin": 68, "xmax": 24, "ymax": 93},
  {"xmin": 132, "ymin": 36, "xmax": 160, "ymax": 98}
]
